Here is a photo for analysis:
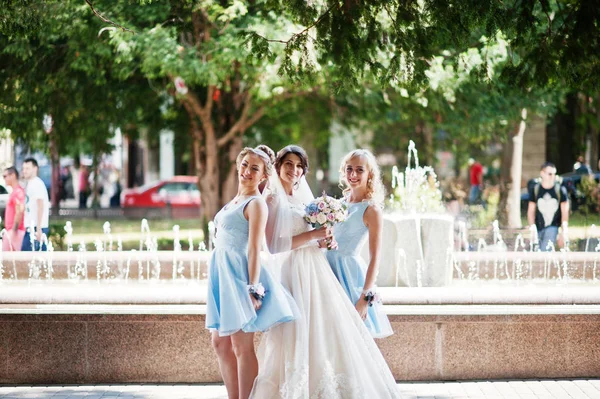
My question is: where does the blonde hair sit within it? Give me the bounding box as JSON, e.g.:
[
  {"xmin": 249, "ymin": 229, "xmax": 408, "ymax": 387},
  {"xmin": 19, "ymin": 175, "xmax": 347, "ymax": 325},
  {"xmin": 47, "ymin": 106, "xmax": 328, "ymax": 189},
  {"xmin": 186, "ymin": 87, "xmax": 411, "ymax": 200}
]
[
  {"xmin": 236, "ymin": 145, "xmax": 276, "ymax": 177},
  {"xmin": 339, "ymin": 149, "xmax": 385, "ymax": 207}
]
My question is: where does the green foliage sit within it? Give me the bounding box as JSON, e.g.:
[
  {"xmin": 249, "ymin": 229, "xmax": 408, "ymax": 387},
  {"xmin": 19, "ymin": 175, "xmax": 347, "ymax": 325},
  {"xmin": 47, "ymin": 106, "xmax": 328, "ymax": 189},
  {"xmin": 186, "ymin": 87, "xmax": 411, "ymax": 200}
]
[
  {"xmin": 247, "ymin": 1, "xmax": 600, "ymax": 92},
  {"xmin": 47, "ymin": 221, "xmax": 67, "ymax": 250},
  {"xmin": 468, "ymin": 187, "xmax": 500, "ymax": 229},
  {"xmin": 0, "ymin": 0, "xmax": 165, "ymax": 160},
  {"xmin": 579, "ymin": 175, "xmax": 600, "ymax": 216},
  {"xmin": 0, "ymin": 0, "xmax": 46, "ymax": 36}
]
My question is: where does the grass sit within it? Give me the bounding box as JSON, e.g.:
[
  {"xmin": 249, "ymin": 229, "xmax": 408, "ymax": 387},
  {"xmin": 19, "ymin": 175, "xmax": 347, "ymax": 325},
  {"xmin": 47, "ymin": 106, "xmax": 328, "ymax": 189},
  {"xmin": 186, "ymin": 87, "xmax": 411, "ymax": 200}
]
[
  {"xmin": 47, "ymin": 218, "xmax": 205, "ymax": 251},
  {"xmin": 567, "ymin": 212, "xmax": 600, "ymax": 227},
  {"xmin": 520, "ymin": 211, "xmax": 600, "ymax": 229},
  {"xmin": 53, "ymin": 218, "xmax": 203, "ymax": 236}
]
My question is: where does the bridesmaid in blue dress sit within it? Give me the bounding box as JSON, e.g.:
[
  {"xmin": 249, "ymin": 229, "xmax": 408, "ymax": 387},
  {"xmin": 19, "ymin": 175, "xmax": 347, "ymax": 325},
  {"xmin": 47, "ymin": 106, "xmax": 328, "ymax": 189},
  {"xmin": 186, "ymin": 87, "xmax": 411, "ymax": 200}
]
[
  {"xmin": 326, "ymin": 149, "xmax": 393, "ymax": 339},
  {"xmin": 206, "ymin": 145, "xmax": 296, "ymax": 399}
]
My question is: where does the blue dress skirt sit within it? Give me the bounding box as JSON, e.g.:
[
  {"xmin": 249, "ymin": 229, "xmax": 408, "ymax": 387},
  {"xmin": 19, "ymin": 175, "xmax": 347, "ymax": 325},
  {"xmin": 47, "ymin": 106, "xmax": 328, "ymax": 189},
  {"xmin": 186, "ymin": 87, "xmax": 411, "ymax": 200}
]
[
  {"xmin": 326, "ymin": 201, "xmax": 393, "ymax": 338},
  {"xmin": 206, "ymin": 196, "xmax": 296, "ymax": 336}
]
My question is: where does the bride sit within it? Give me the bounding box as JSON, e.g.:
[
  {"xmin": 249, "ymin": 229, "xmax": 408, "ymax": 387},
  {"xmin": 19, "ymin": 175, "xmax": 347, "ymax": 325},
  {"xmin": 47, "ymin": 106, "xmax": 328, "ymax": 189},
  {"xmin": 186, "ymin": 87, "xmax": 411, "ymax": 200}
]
[{"xmin": 250, "ymin": 145, "xmax": 400, "ymax": 399}]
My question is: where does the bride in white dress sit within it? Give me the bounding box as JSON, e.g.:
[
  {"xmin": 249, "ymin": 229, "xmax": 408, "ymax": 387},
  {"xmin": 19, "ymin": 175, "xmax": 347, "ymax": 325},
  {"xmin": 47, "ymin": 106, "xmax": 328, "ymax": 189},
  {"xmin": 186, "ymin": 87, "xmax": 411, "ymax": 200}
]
[{"xmin": 250, "ymin": 145, "xmax": 400, "ymax": 399}]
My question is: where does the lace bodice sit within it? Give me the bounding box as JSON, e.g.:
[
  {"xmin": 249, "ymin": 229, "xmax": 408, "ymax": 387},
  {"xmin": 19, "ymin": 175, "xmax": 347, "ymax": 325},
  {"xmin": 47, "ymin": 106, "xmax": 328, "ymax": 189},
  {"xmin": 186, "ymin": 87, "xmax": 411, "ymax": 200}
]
[{"xmin": 288, "ymin": 198, "xmax": 311, "ymax": 236}]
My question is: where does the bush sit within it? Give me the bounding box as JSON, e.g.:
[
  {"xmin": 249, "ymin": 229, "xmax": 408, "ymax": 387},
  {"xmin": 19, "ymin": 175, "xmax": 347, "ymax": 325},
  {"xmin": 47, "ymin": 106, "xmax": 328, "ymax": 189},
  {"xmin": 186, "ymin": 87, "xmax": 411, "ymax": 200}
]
[
  {"xmin": 578, "ymin": 175, "xmax": 600, "ymax": 215},
  {"xmin": 48, "ymin": 222, "xmax": 67, "ymax": 250}
]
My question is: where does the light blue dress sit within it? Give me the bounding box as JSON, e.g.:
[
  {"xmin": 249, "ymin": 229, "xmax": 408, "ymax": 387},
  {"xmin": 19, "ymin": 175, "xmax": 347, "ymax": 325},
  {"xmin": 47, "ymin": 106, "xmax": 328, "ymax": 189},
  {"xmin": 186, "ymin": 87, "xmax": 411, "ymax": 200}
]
[
  {"xmin": 326, "ymin": 201, "xmax": 393, "ymax": 338},
  {"xmin": 206, "ymin": 196, "xmax": 296, "ymax": 336}
]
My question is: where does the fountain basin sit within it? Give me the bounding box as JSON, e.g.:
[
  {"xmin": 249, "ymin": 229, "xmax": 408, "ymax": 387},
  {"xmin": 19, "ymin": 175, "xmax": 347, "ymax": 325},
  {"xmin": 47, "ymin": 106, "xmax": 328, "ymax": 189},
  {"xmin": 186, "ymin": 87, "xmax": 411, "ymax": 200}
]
[
  {"xmin": 0, "ymin": 300, "xmax": 598, "ymax": 384},
  {"xmin": 1, "ymin": 249, "xmax": 600, "ymax": 383},
  {"xmin": 0, "ymin": 251, "xmax": 211, "ymax": 281},
  {"xmin": 3, "ymin": 250, "xmax": 600, "ymax": 285},
  {"xmin": 1, "ymin": 282, "xmax": 600, "ymax": 305},
  {"xmin": 451, "ymin": 251, "xmax": 600, "ymax": 282},
  {"xmin": 1, "ymin": 264, "xmax": 600, "ymax": 384}
]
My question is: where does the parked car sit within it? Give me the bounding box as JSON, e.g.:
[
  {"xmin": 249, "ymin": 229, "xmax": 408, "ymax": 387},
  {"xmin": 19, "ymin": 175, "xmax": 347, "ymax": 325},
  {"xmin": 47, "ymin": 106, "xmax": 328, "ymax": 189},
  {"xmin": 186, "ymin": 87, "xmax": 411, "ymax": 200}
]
[
  {"xmin": 521, "ymin": 171, "xmax": 600, "ymax": 212},
  {"xmin": 121, "ymin": 176, "xmax": 201, "ymax": 218}
]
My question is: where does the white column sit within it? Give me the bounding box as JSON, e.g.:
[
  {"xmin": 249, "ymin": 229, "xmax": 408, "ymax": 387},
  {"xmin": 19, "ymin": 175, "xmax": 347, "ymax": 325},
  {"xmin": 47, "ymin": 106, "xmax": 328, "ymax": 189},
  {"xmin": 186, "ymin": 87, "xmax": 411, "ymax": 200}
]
[{"xmin": 160, "ymin": 130, "xmax": 175, "ymax": 180}]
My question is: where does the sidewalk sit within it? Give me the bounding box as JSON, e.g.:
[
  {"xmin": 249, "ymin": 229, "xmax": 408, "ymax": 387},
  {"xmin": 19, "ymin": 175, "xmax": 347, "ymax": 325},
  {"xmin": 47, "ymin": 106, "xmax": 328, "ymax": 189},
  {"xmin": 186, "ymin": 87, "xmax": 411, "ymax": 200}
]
[{"xmin": 0, "ymin": 380, "xmax": 599, "ymax": 398}]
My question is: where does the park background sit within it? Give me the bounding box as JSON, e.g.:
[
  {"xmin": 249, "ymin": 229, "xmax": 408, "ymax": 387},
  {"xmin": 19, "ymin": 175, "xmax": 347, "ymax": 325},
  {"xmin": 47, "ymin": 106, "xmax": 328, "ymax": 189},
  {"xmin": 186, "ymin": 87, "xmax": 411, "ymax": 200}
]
[{"xmin": 1, "ymin": 0, "xmax": 599, "ymax": 245}]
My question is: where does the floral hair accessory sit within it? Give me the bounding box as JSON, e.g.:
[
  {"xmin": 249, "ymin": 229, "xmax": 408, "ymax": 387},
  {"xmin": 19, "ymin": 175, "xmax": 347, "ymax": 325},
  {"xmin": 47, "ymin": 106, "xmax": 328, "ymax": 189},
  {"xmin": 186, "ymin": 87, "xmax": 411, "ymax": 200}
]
[
  {"xmin": 248, "ymin": 282, "xmax": 266, "ymax": 301},
  {"xmin": 363, "ymin": 288, "xmax": 381, "ymax": 307}
]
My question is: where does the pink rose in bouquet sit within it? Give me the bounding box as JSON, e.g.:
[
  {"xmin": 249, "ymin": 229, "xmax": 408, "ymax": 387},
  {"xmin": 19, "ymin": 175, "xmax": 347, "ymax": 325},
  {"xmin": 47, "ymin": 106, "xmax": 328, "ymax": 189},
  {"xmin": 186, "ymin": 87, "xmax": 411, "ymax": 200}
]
[{"xmin": 304, "ymin": 192, "xmax": 348, "ymax": 249}]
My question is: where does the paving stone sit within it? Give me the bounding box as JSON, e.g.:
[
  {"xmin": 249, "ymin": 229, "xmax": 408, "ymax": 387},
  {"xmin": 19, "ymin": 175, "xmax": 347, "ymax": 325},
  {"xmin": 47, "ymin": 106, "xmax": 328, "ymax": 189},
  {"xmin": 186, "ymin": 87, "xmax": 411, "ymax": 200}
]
[{"xmin": 0, "ymin": 380, "xmax": 599, "ymax": 398}]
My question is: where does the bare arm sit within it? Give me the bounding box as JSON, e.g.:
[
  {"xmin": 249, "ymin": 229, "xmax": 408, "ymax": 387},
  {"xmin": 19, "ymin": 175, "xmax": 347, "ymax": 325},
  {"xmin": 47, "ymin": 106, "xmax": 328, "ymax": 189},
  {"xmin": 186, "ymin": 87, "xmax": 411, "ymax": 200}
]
[
  {"xmin": 245, "ymin": 198, "xmax": 268, "ymax": 285},
  {"xmin": 12, "ymin": 202, "xmax": 24, "ymax": 232},
  {"xmin": 363, "ymin": 205, "xmax": 383, "ymax": 291},
  {"xmin": 527, "ymin": 202, "xmax": 536, "ymax": 226},
  {"xmin": 12, "ymin": 191, "xmax": 25, "ymax": 232},
  {"xmin": 264, "ymin": 195, "xmax": 281, "ymax": 254},
  {"xmin": 560, "ymin": 201, "xmax": 569, "ymax": 224},
  {"xmin": 291, "ymin": 228, "xmax": 328, "ymax": 250},
  {"xmin": 36, "ymin": 198, "xmax": 44, "ymax": 229}
]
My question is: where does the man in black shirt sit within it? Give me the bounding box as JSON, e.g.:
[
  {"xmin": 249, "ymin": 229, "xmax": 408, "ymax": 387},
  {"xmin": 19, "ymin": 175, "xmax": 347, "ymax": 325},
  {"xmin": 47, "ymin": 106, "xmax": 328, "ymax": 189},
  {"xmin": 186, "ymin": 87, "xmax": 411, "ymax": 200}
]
[{"xmin": 527, "ymin": 162, "xmax": 569, "ymax": 251}]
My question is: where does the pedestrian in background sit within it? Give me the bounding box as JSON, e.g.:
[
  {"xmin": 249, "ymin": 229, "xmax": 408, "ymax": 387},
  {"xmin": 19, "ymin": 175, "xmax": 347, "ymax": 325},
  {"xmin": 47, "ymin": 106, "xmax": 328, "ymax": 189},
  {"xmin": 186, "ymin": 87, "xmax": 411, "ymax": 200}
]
[
  {"xmin": 2, "ymin": 166, "xmax": 26, "ymax": 251},
  {"xmin": 468, "ymin": 158, "xmax": 484, "ymax": 205},
  {"xmin": 21, "ymin": 158, "xmax": 50, "ymax": 251},
  {"xmin": 79, "ymin": 164, "xmax": 90, "ymax": 209}
]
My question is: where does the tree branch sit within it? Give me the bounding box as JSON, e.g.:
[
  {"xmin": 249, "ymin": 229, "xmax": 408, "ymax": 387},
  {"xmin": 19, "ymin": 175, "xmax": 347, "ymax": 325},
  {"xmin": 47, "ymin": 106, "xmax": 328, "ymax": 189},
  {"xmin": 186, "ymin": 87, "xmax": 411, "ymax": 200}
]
[
  {"xmin": 252, "ymin": 3, "xmax": 340, "ymax": 44},
  {"xmin": 183, "ymin": 90, "xmax": 206, "ymax": 118},
  {"xmin": 84, "ymin": 0, "xmax": 135, "ymax": 34},
  {"xmin": 206, "ymin": 85, "xmax": 215, "ymax": 116},
  {"xmin": 216, "ymin": 86, "xmax": 319, "ymax": 148},
  {"xmin": 217, "ymin": 97, "xmax": 253, "ymax": 147}
]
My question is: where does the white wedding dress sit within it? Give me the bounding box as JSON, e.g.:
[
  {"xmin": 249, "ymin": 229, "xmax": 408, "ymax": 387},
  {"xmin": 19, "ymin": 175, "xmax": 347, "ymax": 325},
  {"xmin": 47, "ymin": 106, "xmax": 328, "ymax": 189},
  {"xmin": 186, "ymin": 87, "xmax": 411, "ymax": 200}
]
[{"xmin": 250, "ymin": 196, "xmax": 400, "ymax": 399}]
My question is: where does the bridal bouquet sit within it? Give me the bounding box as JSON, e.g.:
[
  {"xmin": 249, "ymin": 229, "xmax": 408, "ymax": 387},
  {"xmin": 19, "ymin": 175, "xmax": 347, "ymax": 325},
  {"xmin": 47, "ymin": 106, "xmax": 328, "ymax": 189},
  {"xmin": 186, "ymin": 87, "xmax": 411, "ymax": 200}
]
[{"xmin": 304, "ymin": 192, "xmax": 348, "ymax": 229}]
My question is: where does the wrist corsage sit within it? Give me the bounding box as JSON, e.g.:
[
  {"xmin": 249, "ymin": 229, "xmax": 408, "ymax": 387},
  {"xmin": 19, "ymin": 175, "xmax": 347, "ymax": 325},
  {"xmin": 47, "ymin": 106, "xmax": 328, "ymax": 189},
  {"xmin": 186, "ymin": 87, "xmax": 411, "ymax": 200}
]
[
  {"xmin": 363, "ymin": 288, "xmax": 381, "ymax": 307},
  {"xmin": 248, "ymin": 283, "xmax": 266, "ymax": 301}
]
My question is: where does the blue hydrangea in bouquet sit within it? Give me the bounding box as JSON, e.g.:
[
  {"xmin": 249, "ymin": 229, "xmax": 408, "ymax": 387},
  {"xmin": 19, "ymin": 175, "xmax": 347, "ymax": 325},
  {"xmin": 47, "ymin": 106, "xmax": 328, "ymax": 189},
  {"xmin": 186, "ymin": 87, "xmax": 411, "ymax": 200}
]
[{"xmin": 304, "ymin": 192, "xmax": 348, "ymax": 249}]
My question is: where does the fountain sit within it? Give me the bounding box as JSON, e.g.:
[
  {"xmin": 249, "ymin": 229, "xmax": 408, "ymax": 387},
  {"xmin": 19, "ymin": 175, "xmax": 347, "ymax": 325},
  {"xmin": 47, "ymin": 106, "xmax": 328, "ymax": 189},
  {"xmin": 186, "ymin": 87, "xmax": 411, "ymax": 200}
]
[
  {"xmin": 1, "ymin": 144, "xmax": 599, "ymax": 384},
  {"xmin": 369, "ymin": 140, "xmax": 454, "ymax": 287},
  {"xmin": 0, "ymin": 219, "xmax": 211, "ymax": 305}
]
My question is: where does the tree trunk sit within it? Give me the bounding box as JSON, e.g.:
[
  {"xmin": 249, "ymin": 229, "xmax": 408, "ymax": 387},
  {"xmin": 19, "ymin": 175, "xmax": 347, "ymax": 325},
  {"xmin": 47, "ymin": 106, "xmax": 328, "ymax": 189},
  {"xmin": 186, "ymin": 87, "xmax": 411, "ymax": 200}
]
[
  {"xmin": 506, "ymin": 109, "xmax": 527, "ymax": 228},
  {"xmin": 421, "ymin": 121, "xmax": 434, "ymax": 166},
  {"xmin": 197, "ymin": 127, "xmax": 219, "ymax": 223},
  {"xmin": 48, "ymin": 132, "xmax": 60, "ymax": 210},
  {"xmin": 222, "ymin": 134, "xmax": 242, "ymax": 202},
  {"xmin": 91, "ymin": 153, "xmax": 101, "ymax": 209},
  {"xmin": 497, "ymin": 132, "xmax": 514, "ymax": 227},
  {"xmin": 591, "ymin": 94, "xmax": 600, "ymax": 171}
]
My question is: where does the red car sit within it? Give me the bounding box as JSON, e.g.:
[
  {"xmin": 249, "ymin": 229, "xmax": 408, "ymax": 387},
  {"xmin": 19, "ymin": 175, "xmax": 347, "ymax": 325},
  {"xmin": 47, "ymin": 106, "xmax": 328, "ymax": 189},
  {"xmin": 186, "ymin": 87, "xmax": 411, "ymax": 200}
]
[{"xmin": 121, "ymin": 176, "xmax": 201, "ymax": 218}]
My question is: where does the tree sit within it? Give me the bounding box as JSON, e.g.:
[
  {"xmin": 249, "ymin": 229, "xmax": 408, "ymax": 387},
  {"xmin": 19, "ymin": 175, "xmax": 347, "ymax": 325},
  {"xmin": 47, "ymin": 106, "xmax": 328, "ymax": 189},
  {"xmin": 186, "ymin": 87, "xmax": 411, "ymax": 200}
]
[
  {"xmin": 0, "ymin": 1, "xmax": 165, "ymax": 208},
  {"xmin": 247, "ymin": 1, "xmax": 599, "ymax": 92},
  {"xmin": 99, "ymin": 1, "xmax": 320, "ymax": 229}
]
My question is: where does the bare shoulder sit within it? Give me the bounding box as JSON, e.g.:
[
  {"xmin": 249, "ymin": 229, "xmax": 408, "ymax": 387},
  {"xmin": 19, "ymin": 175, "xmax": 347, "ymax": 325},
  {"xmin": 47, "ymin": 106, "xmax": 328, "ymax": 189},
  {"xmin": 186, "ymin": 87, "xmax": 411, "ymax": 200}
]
[
  {"xmin": 363, "ymin": 203, "xmax": 383, "ymax": 227},
  {"xmin": 246, "ymin": 196, "xmax": 268, "ymax": 215}
]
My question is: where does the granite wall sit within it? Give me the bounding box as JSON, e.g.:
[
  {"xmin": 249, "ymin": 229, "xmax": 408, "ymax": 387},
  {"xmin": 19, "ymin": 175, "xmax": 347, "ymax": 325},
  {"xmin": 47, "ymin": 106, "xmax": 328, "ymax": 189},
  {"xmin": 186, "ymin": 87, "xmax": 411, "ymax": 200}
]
[{"xmin": 1, "ymin": 312, "xmax": 599, "ymax": 384}]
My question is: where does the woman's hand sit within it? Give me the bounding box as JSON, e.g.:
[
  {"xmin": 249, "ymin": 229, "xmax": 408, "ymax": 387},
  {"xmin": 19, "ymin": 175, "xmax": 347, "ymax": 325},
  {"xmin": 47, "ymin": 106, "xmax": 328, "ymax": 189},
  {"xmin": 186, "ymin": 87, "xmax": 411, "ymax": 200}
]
[
  {"xmin": 250, "ymin": 295, "xmax": 262, "ymax": 311},
  {"xmin": 311, "ymin": 226, "xmax": 329, "ymax": 241},
  {"xmin": 316, "ymin": 227, "xmax": 337, "ymax": 249},
  {"xmin": 355, "ymin": 295, "xmax": 369, "ymax": 320},
  {"xmin": 327, "ymin": 237, "xmax": 338, "ymax": 250}
]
